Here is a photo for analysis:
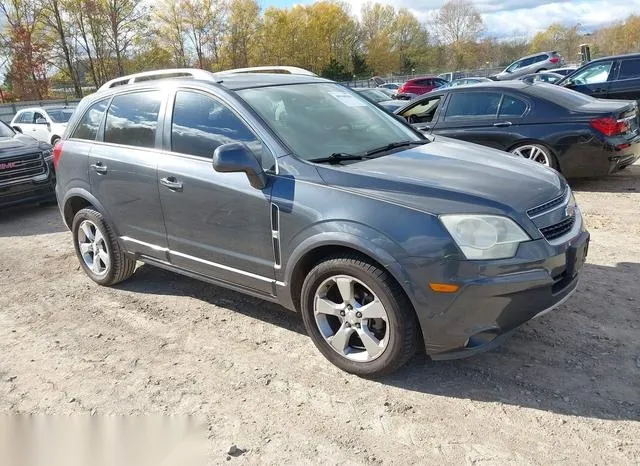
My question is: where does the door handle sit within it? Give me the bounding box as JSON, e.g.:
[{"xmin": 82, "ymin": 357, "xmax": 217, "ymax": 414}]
[
  {"xmin": 493, "ymin": 121, "xmax": 512, "ymax": 127},
  {"xmin": 90, "ymin": 162, "xmax": 107, "ymax": 174},
  {"xmin": 160, "ymin": 176, "xmax": 183, "ymax": 191}
]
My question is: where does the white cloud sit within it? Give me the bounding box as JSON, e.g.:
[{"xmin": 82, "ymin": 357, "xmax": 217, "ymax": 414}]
[{"xmin": 341, "ymin": 0, "xmax": 640, "ymax": 38}]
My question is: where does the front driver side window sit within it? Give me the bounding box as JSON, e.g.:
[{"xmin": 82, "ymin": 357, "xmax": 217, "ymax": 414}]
[
  {"xmin": 171, "ymin": 90, "xmax": 272, "ymax": 170},
  {"xmin": 402, "ymin": 97, "xmax": 442, "ymax": 124},
  {"xmin": 571, "ymin": 61, "xmax": 613, "ymax": 85}
]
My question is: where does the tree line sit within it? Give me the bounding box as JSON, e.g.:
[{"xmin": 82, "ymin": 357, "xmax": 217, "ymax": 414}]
[{"xmin": 1, "ymin": 0, "xmax": 639, "ymax": 101}]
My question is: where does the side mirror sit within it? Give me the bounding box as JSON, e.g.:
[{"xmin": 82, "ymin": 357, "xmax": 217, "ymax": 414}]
[
  {"xmin": 35, "ymin": 117, "xmax": 47, "ymax": 125},
  {"xmin": 213, "ymin": 142, "xmax": 267, "ymax": 190},
  {"xmin": 12, "ymin": 126, "xmax": 22, "ymax": 133}
]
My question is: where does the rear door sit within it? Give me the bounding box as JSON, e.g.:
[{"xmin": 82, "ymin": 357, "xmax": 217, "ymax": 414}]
[
  {"xmin": 88, "ymin": 90, "xmax": 169, "ymax": 260},
  {"xmin": 157, "ymin": 88, "xmax": 276, "ymax": 295},
  {"xmin": 607, "ymin": 57, "xmax": 640, "ymax": 102},
  {"xmin": 564, "ymin": 60, "xmax": 614, "ymax": 98}
]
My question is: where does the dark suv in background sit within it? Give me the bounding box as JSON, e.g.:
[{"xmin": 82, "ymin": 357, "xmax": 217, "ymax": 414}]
[
  {"xmin": 559, "ymin": 53, "xmax": 640, "ymax": 102},
  {"xmin": 54, "ymin": 68, "xmax": 589, "ymax": 377}
]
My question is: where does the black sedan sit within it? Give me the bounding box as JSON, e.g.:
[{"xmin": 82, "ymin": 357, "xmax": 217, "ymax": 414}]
[
  {"xmin": 394, "ymin": 81, "xmax": 640, "ymax": 177},
  {"xmin": 0, "ymin": 120, "xmax": 55, "ymax": 208}
]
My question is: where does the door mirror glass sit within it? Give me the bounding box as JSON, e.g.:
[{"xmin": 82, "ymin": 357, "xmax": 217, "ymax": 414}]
[{"xmin": 213, "ymin": 142, "xmax": 267, "ymax": 190}]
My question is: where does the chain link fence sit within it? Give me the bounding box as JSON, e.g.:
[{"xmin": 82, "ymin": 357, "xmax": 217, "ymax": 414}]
[{"xmin": 340, "ymin": 67, "xmax": 505, "ymax": 88}]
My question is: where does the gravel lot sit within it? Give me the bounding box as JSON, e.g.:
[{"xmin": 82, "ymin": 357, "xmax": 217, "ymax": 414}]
[{"xmin": 1, "ymin": 163, "xmax": 639, "ymax": 464}]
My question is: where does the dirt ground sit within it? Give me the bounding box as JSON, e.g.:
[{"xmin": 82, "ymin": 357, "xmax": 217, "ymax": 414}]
[{"xmin": 1, "ymin": 163, "xmax": 639, "ymax": 465}]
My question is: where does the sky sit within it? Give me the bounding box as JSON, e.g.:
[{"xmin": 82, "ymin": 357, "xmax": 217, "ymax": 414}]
[{"xmin": 263, "ymin": 0, "xmax": 640, "ymax": 39}]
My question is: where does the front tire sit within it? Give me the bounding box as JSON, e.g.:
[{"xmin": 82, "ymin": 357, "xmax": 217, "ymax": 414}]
[
  {"xmin": 51, "ymin": 136, "xmax": 60, "ymax": 146},
  {"xmin": 300, "ymin": 255, "xmax": 417, "ymax": 377},
  {"xmin": 72, "ymin": 208, "xmax": 136, "ymax": 286}
]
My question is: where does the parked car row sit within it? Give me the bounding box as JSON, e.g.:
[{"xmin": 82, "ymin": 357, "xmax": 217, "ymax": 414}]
[{"xmin": 0, "ymin": 106, "xmax": 72, "ymax": 208}]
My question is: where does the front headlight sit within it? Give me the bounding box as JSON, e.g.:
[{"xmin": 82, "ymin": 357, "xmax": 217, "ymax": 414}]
[
  {"xmin": 440, "ymin": 214, "xmax": 530, "ymax": 260},
  {"xmin": 42, "ymin": 149, "xmax": 53, "ymax": 161}
]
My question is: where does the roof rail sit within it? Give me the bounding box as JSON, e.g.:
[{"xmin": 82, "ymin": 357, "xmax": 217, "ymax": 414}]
[
  {"xmin": 97, "ymin": 66, "xmax": 318, "ymax": 91},
  {"xmin": 98, "ymin": 68, "xmax": 218, "ymax": 91},
  {"xmin": 213, "ymin": 66, "xmax": 317, "ymax": 77}
]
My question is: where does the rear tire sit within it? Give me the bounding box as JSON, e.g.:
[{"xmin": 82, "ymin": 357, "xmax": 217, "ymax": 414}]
[
  {"xmin": 72, "ymin": 208, "xmax": 136, "ymax": 286},
  {"xmin": 300, "ymin": 254, "xmax": 417, "ymax": 377},
  {"xmin": 510, "ymin": 143, "xmax": 558, "ymax": 170}
]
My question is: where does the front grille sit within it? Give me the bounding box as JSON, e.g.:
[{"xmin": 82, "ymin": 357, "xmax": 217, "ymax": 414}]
[
  {"xmin": 540, "ymin": 216, "xmax": 575, "ymax": 241},
  {"xmin": 527, "ymin": 188, "xmax": 567, "ymax": 217},
  {"xmin": 0, "ymin": 152, "xmax": 46, "ymax": 184}
]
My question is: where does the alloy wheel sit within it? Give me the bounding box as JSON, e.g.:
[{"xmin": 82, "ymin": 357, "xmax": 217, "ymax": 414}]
[
  {"xmin": 77, "ymin": 220, "xmax": 110, "ymax": 276},
  {"xmin": 313, "ymin": 275, "xmax": 390, "ymax": 362},
  {"xmin": 511, "ymin": 144, "xmax": 552, "ymax": 166}
]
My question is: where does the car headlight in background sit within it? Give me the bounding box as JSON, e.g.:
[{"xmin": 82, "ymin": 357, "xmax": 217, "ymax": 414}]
[
  {"xmin": 42, "ymin": 149, "xmax": 53, "ymax": 161},
  {"xmin": 440, "ymin": 214, "xmax": 530, "ymax": 260}
]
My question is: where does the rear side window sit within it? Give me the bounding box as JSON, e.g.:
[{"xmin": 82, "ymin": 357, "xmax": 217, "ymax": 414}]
[
  {"xmin": 171, "ymin": 90, "xmax": 263, "ymax": 161},
  {"xmin": 446, "ymin": 92, "xmax": 501, "ymax": 119},
  {"xmin": 104, "ymin": 91, "xmax": 162, "ymax": 148},
  {"xmin": 619, "ymin": 58, "xmax": 640, "ymax": 80},
  {"xmin": 71, "ymin": 99, "xmax": 108, "ymax": 140},
  {"xmin": 499, "ymin": 95, "xmax": 527, "ymax": 117}
]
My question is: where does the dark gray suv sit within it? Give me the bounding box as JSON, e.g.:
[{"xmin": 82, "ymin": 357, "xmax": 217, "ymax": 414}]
[{"xmin": 54, "ymin": 69, "xmax": 589, "ymax": 377}]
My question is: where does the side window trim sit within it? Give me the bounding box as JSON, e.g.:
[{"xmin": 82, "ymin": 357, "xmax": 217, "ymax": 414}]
[{"xmin": 164, "ymin": 87, "xmax": 278, "ymax": 173}]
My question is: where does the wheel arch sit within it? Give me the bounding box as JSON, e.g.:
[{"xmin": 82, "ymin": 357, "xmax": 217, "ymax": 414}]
[
  {"xmin": 61, "ymin": 188, "xmax": 113, "ymax": 231},
  {"xmin": 282, "ymin": 232, "xmax": 420, "ymax": 318}
]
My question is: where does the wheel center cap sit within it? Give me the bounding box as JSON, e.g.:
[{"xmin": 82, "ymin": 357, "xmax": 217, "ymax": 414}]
[{"xmin": 345, "ymin": 309, "xmax": 359, "ymax": 325}]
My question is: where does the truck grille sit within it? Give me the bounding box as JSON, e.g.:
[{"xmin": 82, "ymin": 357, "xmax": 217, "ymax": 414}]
[
  {"xmin": 0, "ymin": 152, "xmax": 46, "ymax": 184},
  {"xmin": 540, "ymin": 216, "xmax": 575, "ymax": 241}
]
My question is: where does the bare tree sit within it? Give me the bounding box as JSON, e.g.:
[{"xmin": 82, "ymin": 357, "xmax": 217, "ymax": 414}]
[
  {"xmin": 435, "ymin": 0, "xmax": 483, "ymax": 45},
  {"xmin": 42, "ymin": 0, "xmax": 83, "ymax": 97},
  {"xmin": 104, "ymin": 0, "xmax": 147, "ymax": 76},
  {"xmin": 183, "ymin": 0, "xmax": 225, "ymax": 69},
  {"xmin": 154, "ymin": 0, "xmax": 189, "ymax": 67}
]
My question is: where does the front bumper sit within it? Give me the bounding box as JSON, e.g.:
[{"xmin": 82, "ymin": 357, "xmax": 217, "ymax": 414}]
[{"xmin": 413, "ymin": 222, "xmax": 589, "ymax": 359}]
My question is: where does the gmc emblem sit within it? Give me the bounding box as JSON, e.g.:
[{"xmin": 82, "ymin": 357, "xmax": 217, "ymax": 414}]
[{"xmin": 0, "ymin": 161, "xmax": 18, "ymax": 170}]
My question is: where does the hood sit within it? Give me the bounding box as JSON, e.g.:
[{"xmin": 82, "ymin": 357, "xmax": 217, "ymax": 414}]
[
  {"xmin": 316, "ymin": 136, "xmax": 565, "ymax": 216},
  {"xmin": 0, "ymin": 134, "xmax": 48, "ymax": 158}
]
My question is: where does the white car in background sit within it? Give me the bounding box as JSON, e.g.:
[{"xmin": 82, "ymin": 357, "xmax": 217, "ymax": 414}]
[{"xmin": 10, "ymin": 107, "xmax": 76, "ymax": 145}]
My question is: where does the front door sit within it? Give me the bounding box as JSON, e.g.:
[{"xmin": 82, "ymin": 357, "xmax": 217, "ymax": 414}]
[
  {"xmin": 88, "ymin": 90, "xmax": 168, "ymax": 260},
  {"xmin": 157, "ymin": 89, "xmax": 276, "ymax": 295},
  {"xmin": 564, "ymin": 60, "xmax": 614, "ymax": 99},
  {"xmin": 32, "ymin": 111, "xmax": 51, "ymax": 143},
  {"xmin": 607, "ymin": 57, "xmax": 640, "ymax": 101},
  {"xmin": 433, "ymin": 90, "xmax": 510, "ymax": 150}
]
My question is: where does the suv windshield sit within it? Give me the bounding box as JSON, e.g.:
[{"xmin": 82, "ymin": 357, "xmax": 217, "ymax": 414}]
[
  {"xmin": 46, "ymin": 109, "xmax": 75, "ymax": 123},
  {"xmin": 238, "ymin": 83, "xmax": 420, "ymax": 161}
]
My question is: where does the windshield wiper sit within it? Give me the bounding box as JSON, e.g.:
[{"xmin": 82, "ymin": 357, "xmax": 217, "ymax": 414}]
[
  {"xmin": 309, "ymin": 152, "xmax": 368, "ymax": 164},
  {"xmin": 364, "ymin": 140, "xmax": 429, "ymax": 157}
]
